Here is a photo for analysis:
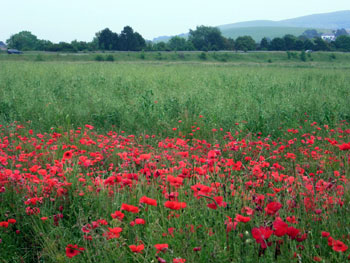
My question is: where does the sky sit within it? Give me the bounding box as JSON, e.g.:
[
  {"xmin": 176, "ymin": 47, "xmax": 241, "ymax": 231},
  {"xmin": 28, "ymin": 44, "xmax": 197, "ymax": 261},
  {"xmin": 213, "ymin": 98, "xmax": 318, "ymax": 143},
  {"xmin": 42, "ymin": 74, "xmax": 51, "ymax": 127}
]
[{"xmin": 0, "ymin": 0, "xmax": 349, "ymax": 43}]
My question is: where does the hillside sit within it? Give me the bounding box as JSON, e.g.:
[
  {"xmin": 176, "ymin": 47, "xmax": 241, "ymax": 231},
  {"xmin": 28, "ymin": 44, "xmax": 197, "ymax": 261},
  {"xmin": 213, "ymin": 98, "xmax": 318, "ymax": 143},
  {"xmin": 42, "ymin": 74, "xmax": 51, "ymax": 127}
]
[{"xmin": 153, "ymin": 10, "xmax": 350, "ymax": 42}]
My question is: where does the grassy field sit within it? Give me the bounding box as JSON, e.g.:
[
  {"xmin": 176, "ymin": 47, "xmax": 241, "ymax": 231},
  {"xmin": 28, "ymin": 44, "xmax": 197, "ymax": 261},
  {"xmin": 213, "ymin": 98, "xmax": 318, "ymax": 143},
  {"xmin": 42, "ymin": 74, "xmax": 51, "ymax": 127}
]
[
  {"xmin": 1, "ymin": 57, "xmax": 350, "ymax": 262},
  {"xmin": 1, "ymin": 50, "xmax": 350, "ymax": 64},
  {"xmin": 1, "ymin": 57, "xmax": 350, "ymax": 137}
]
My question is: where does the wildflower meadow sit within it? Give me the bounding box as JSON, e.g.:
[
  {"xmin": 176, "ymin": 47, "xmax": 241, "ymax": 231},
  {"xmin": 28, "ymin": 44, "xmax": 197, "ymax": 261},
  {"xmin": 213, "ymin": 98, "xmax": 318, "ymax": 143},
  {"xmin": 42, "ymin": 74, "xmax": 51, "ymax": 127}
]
[{"xmin": 1, "ymin": 57, "xmax": 350, "ymax": 262}]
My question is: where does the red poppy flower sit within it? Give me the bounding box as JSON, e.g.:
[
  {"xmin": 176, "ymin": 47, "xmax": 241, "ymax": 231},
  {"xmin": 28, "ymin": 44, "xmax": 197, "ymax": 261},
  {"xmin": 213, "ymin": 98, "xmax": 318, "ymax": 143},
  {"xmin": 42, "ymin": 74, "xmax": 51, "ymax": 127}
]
[
  {"xmin": 333, "ymin": 240, "xmax": 348, "ymax": 252},
  {"xmin": 65, "ymin": 244, "xmax": 85, "ymax": 258},
  {"xmin": 321, "ymin": 231, "xmax": 330, "ymax": 238},
  {"xmin": 121, "ymin": 203, "xmax": 139, "ymax": 213},
  {"xmin": 111, "ymin": 210, "xmax": 125, "ymax": 221},
  {"xmin": 207, "ymin": 196, "xmax": 227, "ymax": 210},
  {"xmin": 273, "ymin": 218, "xmax": 288, "ymax": 237},
  {"xmin": 241, "ymin": 206, "xmax": 254, "ymax": 216},
  {"xmin": 104, "ymin": 227, "xmax": 123, "ymax": 239},
  {"xmin": 287, "ymin": 227, "xmax": 300, "ymax": 239},
  {"xmin": 328, "ymin": 236, "xmax": 335, "ymax": 246},
  {"xmin": 129, "ymin": 244, "xmax": 145, "ymax": 253},
  {"xmin": 63, "ymin": 151, "xmax": 73, "ymax": 160},
  {"xmin": 140, "ymin": 196, "xmax": 157, "ymax": 206},
  {"xmin": 164, "ymin": 201, "xmax": 187, "ymax": 210},
  {"xmin": 173, "ymin": 258, "xmax": 186, "ymax": 263},
  {"xmin": 0, "ymin": 221, "xmax": 9, "ymax": 228},
  {"xmin": 225, "ymin": 216, "xmax": 235, "ymax": 233},
  {"xmin": 135, "ymin": 218, "xmax": 146, "ymax": 225},
  {"xmin": 338, "ymin": 143, "xmax": 350, "ymax": 150},
  {"xmin": 252, "ymin": 226, "xmax": 273, "ymax": 249},
  {"xmin": 7, "ymin": 219, "xmax": 16, "ymax": 224},
  {"xmin": 154, "ymin": 244, "xmax": 169, "ymax": 253},
  {"xmin": 235, "ymin": 214, "xmax": 251, "ymax": 223},
  {"xmin": 265, "ymin": 202, "xmax": 282, "ymax": 215}
]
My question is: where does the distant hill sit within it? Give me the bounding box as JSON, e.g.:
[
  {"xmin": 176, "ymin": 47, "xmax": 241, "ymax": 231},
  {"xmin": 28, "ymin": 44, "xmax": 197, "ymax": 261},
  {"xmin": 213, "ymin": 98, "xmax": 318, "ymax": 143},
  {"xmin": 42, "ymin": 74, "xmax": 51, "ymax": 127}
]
[
  {"xmin": 153, "ymin": 10, "xmax": 350, "ymax": 42},
  {"xmin": 219, "ymin": 10, "xmax": 350, "ymax": 29}
]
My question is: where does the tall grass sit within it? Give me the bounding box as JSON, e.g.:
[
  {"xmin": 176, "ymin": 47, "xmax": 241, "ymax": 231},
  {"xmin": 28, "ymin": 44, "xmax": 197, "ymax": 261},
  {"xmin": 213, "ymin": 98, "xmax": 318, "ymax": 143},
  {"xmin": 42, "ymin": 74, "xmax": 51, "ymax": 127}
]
[{"xmin": 1, "ymin": 61, "xmax": 349, "ymax": 138}]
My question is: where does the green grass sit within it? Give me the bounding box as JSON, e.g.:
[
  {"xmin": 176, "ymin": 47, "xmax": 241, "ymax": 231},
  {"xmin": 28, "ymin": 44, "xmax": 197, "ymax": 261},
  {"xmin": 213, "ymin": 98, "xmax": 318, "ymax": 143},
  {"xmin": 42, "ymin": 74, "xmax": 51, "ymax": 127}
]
[
  {"xmin": 1, "ymin": 58, "xmax": 350, "ymax": 138},
  {"xmin": 1, "ymin": 51, "xmax": 350, "ymax": 65}
]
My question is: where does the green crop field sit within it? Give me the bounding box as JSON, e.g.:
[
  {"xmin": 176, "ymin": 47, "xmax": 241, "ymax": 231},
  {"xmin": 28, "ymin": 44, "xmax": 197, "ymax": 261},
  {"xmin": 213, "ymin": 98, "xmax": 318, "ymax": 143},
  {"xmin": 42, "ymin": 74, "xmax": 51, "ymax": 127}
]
[
  {"xmin": 1, "ymin": 54, "xmax": 350, "ymax": 262},
  {"xmin": 1, "ymin": 54, "xmax": 350, "ymax": 137}
]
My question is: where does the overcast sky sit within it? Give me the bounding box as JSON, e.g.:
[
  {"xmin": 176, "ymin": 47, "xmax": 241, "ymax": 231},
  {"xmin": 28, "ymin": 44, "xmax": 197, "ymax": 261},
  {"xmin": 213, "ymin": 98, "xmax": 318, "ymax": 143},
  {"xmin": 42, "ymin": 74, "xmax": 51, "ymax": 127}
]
[{"xmin": 0, "ymin": 0, "xmax": 349, "ymax": 42}]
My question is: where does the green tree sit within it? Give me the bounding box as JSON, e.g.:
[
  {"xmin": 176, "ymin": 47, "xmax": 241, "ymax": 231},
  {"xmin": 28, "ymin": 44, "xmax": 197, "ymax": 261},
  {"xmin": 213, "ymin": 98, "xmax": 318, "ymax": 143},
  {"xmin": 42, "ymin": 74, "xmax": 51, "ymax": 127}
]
[
  {"xmin": 283, "ymin": 34, "xmax": 297, "ymax": 50},
  {"xmin": 302, "ymin": 29, "xmax": 320, "ymax": 39},
  {"xmin": 260, "ymin": 37, "xmax": 269, "ymax": 50},
  {"xmin": 223, "ymin": 37, "xmax": 235, "ymax": 50},
  {"xmin": 334, "ymin": 28, "xmax": 349, "ymax": 37},
  {"xmin": 235, "ymin": 36, "xmax": 256, "ymax": 51},
  {"xmin": 294, "ymin": 39, "xmax": 305, "ymax": 51},
  {"xmin": 71, "ymin": 40, "xmax": 89, "ymax": 52},
  {"xmin": 153, "ymin": 42, "xmax": 168, "ymax": 51},
  {"xmin": 313, "ymin": 37, "xmax": 330, "ymax": 51},
  {"xmin": 6, "ymin": 31, "xmax": 39, "ymax": 50},
  {"xmin": 119, "ymin": 26, "xmax": 146, "ymax": 51},
  {"xmin": 168, "ymin": 36, "xmax": 188, "ymax": 51},
  {"xmin": 270, "ymin": 37, "xmax": 286, "ymax": 51},
  {"xmin": 95, "ymin": 28, "xmax": 118, "ymax": 50},
  {"xmin": 303, "ymin": 39, "xmax": 315, "ymax": 50},
  {"xmin": 188, "ymin": 26, "xmax": 225, "ymax": 51},
  {"xmin": 335, "ymin": 35, "xmax": 350, "ymax": 51}
]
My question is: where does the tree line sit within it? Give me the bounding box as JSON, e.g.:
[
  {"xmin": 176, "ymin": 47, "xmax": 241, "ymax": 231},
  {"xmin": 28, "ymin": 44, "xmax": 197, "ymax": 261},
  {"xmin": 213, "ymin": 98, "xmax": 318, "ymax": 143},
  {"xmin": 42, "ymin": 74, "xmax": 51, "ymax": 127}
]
[{"xmin": 4, "ymin": 26, "xmax": 350, "ymax": 52}]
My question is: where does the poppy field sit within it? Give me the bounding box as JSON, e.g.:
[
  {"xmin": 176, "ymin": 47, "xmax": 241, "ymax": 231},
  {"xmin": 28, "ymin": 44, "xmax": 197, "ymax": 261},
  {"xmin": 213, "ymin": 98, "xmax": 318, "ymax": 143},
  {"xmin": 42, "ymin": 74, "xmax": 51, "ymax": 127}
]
[{"xmin": 1, "ymin": 60, "xmax": 350, "ymax": 262}]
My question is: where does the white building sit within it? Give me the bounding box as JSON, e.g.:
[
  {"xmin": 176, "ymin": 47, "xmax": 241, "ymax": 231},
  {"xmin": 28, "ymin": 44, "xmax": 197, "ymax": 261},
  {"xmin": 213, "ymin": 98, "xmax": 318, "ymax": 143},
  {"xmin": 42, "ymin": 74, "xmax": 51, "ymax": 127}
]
[{"xmin": 321, "ymin": 34, "xmax": 336, "ymax": 42}]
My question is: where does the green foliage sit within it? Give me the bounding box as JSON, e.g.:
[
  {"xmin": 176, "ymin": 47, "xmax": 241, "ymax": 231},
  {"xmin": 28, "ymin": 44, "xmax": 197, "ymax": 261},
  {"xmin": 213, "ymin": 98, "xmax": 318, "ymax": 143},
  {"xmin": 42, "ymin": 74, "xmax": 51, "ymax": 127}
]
[
  {"xmin": 260, "ymin": 37, "xmax": 269, "ymax": 50},
  {"xmin": 300, "ymin": 50, "xmax": 306, "ymax": 62},
  {"xmin": 286, "ymin": 51, "xmax": 291, "ymax": 60},
  {"xmin": 198, "ymin": 52, "xmax": 207, "ymax": 60},
  {"xmin": 94, "ymin": 55, "xmax": 105, "ymax": 61},
  {"xmin": 314, "ymin": 37, "xmax": 330, "ymax": 51},
  {"xmin": 168, "ymin": 36, "xmax": 188, "ymax": 51},
  {"xmin": 6, "ymin": 31, "xmax": 39, "ymax": 50},
  {"xmin": 335, "ymin": 35, "xmax": 350, "ymax": 52},
  {"xmin": 302, "ymin": 29, "xmax": 322, "ymax": 39},
  {"xmin": 118, "ymin": 26, "xmax": 146, "ymax": 51},
  {"xmin": 270, "ymin": 37, "xmax": 286, "ymax": 51},
  {"xmin": 189, "ymin": 26, "xmax": 225, "ymax": 51},
  {"xmin": 235, "ymin": 36, "xmax": 256, "ymax": 51},
  {"xmin": 1, "ymin": 61, "xmax": 350, "ymax": 138},
  {"xmin": 95, "ymin": 28, "xmax": 118, "ymax": 50},
  {"xmin": 105, "ymin": 55, "xmax": 115, "ymax": 61},
  {"xmin": 156, "ymin": 52, "xmax": 162, "ymax": 60},
  {"xmin": 139, "ymin": 50, "xmax": 145, "ymax": 59}
]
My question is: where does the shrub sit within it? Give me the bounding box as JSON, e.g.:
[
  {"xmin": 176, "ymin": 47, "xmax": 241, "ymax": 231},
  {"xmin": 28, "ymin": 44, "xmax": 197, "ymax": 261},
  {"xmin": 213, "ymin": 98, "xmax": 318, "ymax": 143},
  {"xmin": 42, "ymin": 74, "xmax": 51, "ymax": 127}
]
[
  {"xmin": 140, "ymin": 51, "xmax": 145, "ymax": 60},
  {"xmin": 95, "ymin": 55, "xmax": 104, "ymax": 61},
  {"xmin": 105, "ymin": 55, "xmax": 114, "ymax": 62},
  {"xmin": 198, "ymin": 52, "xmax": 207, "ymax": 60}
]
